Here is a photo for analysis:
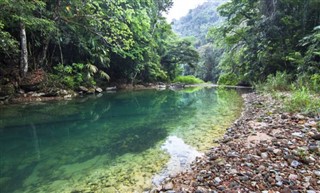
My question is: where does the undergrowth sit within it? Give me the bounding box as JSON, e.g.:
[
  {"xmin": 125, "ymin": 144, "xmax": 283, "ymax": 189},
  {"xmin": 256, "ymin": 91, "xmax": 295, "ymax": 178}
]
[
  {"xmin": 173, "ymin": 75, "xmax": 204, "ymax": 84},
  {"xmin": 255, "ymin": 71, "xmax": 320, "ymax": 116},
  {"xmin": 255, "ymin": 71, "xmax": 291, "ymax": 92},
  {"xmin": 217, "ymin": 73, "xmax": 240, "ymax": 86},
  {"xmin": 284, "ymin": 87, "xmax": 320, "ymax": 116}
]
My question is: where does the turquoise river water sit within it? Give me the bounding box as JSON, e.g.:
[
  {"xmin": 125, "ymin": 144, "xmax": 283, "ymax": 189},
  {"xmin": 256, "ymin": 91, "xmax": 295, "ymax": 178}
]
[{"xmin": 0, "ymin": 87, "xmax": 244, "ymax": 193}]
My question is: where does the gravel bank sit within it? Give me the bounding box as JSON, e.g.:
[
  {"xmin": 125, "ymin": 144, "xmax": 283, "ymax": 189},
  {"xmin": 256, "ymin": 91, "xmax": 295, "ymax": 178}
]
[{"xmin": 155, "ymin": 92, "xmax": 320, "ymax": 193}]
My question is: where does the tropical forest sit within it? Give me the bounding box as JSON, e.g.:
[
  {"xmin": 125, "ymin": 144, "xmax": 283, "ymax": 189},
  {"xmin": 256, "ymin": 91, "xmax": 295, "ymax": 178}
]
[{"xmin": 0, "ymin": 0, "xmax": 319, "ymax": 192}]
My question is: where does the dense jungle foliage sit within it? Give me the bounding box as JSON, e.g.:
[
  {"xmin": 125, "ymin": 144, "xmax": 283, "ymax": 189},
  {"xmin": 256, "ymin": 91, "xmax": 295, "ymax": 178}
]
[
  {"xmin": 209, "ymin": 0, "xmax": 320, "ymax": 87},
  {"xmin": 0, "ymin": 0, "xmax": 319, "ymax": 95},
  {"xmin": 0, "ymin": 0, "xmax": 199, "ymax": 93}
]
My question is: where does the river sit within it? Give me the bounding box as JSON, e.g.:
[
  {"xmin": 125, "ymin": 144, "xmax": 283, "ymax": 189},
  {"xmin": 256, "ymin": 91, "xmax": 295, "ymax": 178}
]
[{"xmin": 0, "ymin": 87, "xmax": 243, "ymax": 193}]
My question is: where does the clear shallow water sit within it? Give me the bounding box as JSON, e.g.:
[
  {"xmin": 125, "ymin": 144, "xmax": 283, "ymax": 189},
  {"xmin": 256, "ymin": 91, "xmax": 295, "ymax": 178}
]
[{"xmin": 0, "ymin": 87, "xmax": 243, "ymax": 193}]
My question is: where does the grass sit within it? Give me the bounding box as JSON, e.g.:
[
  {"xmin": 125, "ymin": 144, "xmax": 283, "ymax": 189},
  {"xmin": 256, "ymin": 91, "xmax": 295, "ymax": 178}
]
[
  {"xmin": 173, "ymin": 75, "xmax": 204, "ymax": 84},
  {"xmin": 254, "ymin": 71, "xmax": 320, "ymax": 116},
  {"xmin": 255, "ymin": 71, "xmax": 291, "ymax": 92},
  {"xmin": 284, "ymin": 87, "xmax": 320, "ymax": 116}
]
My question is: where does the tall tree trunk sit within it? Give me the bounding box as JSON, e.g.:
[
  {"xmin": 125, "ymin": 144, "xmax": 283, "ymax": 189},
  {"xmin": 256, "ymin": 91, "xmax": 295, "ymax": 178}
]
[{"xmin": 20, "ymin": 22, "xmax": 28, "ymax": 77}]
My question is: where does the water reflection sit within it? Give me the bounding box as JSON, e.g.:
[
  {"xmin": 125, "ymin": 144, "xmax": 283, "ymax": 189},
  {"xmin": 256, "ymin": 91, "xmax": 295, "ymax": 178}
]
[{"xmin": 153, "ymin": 136, "xmax": 203, "ymax": 185}]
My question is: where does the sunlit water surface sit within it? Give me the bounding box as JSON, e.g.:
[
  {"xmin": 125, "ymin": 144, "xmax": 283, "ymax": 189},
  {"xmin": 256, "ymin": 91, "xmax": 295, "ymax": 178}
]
[{"xmin": 0, "ymin": 87, "xmax": 243, "ymax": 193}]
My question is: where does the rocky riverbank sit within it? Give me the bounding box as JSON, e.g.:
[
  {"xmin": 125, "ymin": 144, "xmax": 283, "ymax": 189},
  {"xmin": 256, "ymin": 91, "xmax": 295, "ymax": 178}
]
[
  {"xmin": 0, "ymin": 82, "xmax": 180, "ymax": 104},
  {"xmin": 156, "ymin": 92, "xmax": 320, "ymax": 192},
  {"xmin": 1, "ymin": 83, "xmax": 237, "ymax": 105}
]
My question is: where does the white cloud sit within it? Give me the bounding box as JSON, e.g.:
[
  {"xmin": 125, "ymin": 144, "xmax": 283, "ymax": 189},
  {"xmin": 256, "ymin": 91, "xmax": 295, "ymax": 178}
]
[{"xmin": 164, "ymin": 0, "xmax": 208, "ymax": 22}]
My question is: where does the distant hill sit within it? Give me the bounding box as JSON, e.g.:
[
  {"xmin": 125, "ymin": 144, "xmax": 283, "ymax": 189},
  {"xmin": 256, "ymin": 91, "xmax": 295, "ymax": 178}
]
[{"xmin": 172, "ymin": 0, "xmax": 226, "ymax": 46}]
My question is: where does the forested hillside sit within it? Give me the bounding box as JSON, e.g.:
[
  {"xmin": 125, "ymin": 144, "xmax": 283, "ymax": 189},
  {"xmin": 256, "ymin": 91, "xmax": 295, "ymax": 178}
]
[
  {"xmin": 171, "ymin": 0, "xmax": 226, "ymax": 82},
  {"xmin": 172, "ymin": 0, "xmax": 225, "ymax": 47},
  {"xmin": 0, "ymin": 0, "xmax": 199, "ymax": 97}
]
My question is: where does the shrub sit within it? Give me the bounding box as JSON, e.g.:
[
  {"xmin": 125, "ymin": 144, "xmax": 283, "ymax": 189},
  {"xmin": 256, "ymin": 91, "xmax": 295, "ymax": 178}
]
[
  {"xmin": 217, "ymin": 73, "xmax": 239, "ymax": 86},
  {"xmin": 284, "ymin": 87, "xmax": 320, "ymax": 115},
  {"xmin": 255, "ymin": 71, "xmax": 291, "ymax": 92},
  {"xmin": 52, "ymin": 63, "xmax": 90, "ymax": 88},
  {"xmin": 173, "ymin": 75, "xmax": 204, "ymax": 84}
]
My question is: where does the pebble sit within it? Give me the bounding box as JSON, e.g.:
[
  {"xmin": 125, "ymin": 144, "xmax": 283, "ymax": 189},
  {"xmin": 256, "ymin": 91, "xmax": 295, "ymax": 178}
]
[
  {"xmin": 196, "ymin": 176, "xmax": 204, "ymax": 182},
  {"xmin": 227, "ymin": 152, "xmax": 239, "ymax": 158},
  {"xmin": 258, "ymin": 165, "xmax": 266, "ymax": 171},
  {"xmin": 229, "ymin": 169, "xmax": 238, "ymax": 174},
  {"xmin": 292, "ymin": 132, "xmax": 304, "ymax": 138},
  {"xmin": 222, "ymin": 137, "xmax": 232, "ymax": 143},
  {"xmin": 214, "ymin": 177, "xmax": 222, "ymax": 184},
  {"xmin": 240, "ymin": 175, "xmax": 249, "ymax": 181},
  {"xmin": 261, "ymin": 152, "xmax": 268, "ymax": 159},
  {"xmin": 276, "ymin": 181, "xmax": 283, "ymax": 186},
  {"xmin": 162, "ymin": 182, "xmax": 173, "ymax": 190},
  {"xmin": 289, "ymin": 174, "xmax": 298, "ymax": 181},
  {"xmin": 314, "ymin": 170, "xmax": 320, "ymax": 177},
  {"xmin": 276, "ymin": 175, "xmax": 282, "ymax": 181},
  {"xmin": 311, "ymin": 134, "xmax": 320, "ymax": 140},
  {"xmin": 273, "ymin": 149, "xmax": 282, "ymax": 155},
  {"xmin": 291, "ymin": 160, "xmax": 301, "ymax": 168},
  {"xmin": 308, "ymin": 144, "xmax": 319, "ymax": 152}
]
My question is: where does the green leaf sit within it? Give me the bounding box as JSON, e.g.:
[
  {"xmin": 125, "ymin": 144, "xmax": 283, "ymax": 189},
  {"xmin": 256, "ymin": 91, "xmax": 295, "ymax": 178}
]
[
  {"xmin": 86, "ymin": 63, "xmax": 98, "ymax": 74},
  {"xmin": 99, "ymin": 70, "xmax": 110, "ymax": 81}
]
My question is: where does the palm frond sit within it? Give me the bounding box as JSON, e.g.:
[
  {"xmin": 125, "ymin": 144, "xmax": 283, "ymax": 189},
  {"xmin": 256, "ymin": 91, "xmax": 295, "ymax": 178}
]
[
  {"xmin": 99, "ymin": 70, "xmax": 110, "ymax": 81},
  {"xmin": 86, "ymin": 63, "xmax": 98, "ymax": 74}
]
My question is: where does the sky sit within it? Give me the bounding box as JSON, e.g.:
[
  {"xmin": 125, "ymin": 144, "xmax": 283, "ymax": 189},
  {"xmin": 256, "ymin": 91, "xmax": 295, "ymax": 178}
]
[{"xmin": 164, "ymin": 0, "xmax": 208, "ymax": 22}]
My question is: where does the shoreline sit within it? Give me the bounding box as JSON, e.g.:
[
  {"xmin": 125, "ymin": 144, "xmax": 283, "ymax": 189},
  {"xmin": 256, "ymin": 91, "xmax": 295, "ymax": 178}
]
[
  {"xmin": 0, "ymin": 83, "xmax": 252, "ymax": 105},
  {"xmin": 155, "ymin": 92, "xmax": 320, "ymax": 192}
]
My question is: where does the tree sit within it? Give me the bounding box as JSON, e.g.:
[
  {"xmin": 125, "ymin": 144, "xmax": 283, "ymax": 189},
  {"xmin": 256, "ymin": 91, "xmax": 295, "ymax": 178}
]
[
  {"xmin": 0, "ymin": 0, "xmax": 204, "ymax": 92},
  {"xmin": 19, "ymin": 22, "xmax": 28, "ymax": 77},
  {"xmin": 161, "ymin": 39, "xmax": 199, "ymax": 80},
  {"xmin": 212, "ymin": 0, "xmax": 320, "ymax": 84},
  {"xmin": 195, "ymin": 44, "xmax": 223, "ymax": 82},
  {"xmin": 0, "ymin": 20, "xmax": 19, "ymax": 60},
  {"xmin": 0, "ymin": 0, "xmax": 52, "ymax": 77}
]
